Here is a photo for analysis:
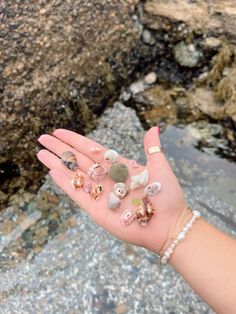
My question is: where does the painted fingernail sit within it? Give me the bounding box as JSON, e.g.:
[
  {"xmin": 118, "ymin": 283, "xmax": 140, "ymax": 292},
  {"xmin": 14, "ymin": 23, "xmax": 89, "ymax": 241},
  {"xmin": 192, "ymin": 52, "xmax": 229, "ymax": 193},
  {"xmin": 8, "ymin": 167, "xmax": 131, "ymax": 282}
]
[{"xmin": 156, "ymin": 126, "xmax": 160, "ymax": 135}]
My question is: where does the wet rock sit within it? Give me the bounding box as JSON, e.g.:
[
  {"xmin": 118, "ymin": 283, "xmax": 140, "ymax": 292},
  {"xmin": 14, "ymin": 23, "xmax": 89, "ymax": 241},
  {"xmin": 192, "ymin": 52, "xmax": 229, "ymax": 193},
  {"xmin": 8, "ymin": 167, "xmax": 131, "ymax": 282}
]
[
  {"xmin": 141, "ymin": 29, "xmax": 156, "ymax": 45},
  {"xmin": 204, "ymin": 37, "xmax": 222, "ymax": 49},
  {"xmin": 142, "ymin": 0, "xmax": 236, "ymax": 41},
  {"xmin": 144, "ymin": 72, "xmax": 157, "ymax": 85},
  {"xmin": 129, "ymin": 80, "xmax": 146, "ymax": 95},
  {"xmin": 115, "ymin": 304, "xmax": 128, "ymax": 314},
  {"xmin": 174, "ymin": 42, "xmax": 201, "ymax": 68},
  {"xmin": 0, "ymin": 0, "xmax": 140, "ymax": 209}
]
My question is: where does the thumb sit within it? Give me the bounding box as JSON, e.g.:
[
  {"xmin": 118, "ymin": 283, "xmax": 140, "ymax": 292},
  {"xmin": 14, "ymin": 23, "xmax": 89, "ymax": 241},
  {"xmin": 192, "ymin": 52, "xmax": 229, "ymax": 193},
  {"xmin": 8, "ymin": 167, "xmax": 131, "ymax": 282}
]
[{"xmin": 143, "ymin": 126, "xmax": 164, "ymax": 166}]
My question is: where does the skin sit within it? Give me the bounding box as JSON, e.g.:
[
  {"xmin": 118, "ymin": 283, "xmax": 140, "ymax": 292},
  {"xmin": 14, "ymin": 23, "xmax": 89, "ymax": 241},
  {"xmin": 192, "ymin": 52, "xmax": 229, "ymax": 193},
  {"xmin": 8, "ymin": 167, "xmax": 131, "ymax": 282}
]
[{"xmin": 37, "ymin": 126, "xmax": 236, "ymax": 313}]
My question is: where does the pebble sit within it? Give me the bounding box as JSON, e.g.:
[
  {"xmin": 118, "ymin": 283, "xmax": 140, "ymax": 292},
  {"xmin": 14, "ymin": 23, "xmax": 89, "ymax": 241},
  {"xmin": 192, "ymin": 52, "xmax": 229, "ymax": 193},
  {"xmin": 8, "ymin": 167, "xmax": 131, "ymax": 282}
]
[
  {"xmin": 141, "ymin": 29, "xmax": 156, "ymax": 45},
  {"xmin": 129, "ymin": 80, "xmax": 145, "ymax": 95},
  {"xmin": 144, "ymin": 72, "xmax": 157, "ymax": 85},
  {"xmin": 174, "ymin": 42, "xmax": 201, "ymax": 67},
  {"xmin": 204, "ymin": 37, "xmax": 222, "ymax": 49}
]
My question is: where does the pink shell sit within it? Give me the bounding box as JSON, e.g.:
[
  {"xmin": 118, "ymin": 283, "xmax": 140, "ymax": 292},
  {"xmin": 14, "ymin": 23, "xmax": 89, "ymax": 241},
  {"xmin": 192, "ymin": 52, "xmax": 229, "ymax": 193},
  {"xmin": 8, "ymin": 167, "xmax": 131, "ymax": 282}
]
[
  {"xmin": 83, "ymin": 181, "xmax": 91, "ymax": 193},
  {"xmin": 120, "ymin": 209, "xmax": 135, "ymax": 226},
  {"xmin": 129, "ymin": 159, "xmax": 139, "ymax": 168},
  {"xmin": 90, "ymin": 147, "xmax": 102, "ymax": 154}
]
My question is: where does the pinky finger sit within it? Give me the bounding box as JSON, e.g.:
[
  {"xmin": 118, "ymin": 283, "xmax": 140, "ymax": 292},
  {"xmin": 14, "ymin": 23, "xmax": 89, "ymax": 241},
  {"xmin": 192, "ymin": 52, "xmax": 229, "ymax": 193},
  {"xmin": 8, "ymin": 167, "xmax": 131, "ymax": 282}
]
[{"xmin": 49, "ymin": 168, "xmax": 93, "ymax": 215}]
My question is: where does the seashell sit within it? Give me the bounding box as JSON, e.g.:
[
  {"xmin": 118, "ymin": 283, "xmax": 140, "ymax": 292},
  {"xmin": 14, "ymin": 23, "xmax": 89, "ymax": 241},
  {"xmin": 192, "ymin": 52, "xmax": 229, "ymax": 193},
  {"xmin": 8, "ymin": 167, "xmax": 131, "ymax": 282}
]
[
  {"xmin": 87, "ymin": 163, "xmax": 107, "ymax": 181},
  {"xmin": 135, "ymin": 196, "xmax": 155, "ymax": 227},
  {"xmin": 83, "ymin": 180, "xmax": 91, "ymax": 193},
  {"xmin": 130, "ymin": 169, "xmax": 148, "ymax": 190},
  {"xmin": 109, "ymin": 163, "xmax": 129, "ymax": 182},
  {"xmin": 104, "ymin": 149, "xmax": 119, "ymax": 163},
  {"xmin": 61, "ymin": 151, "xmax": 78, "ymax": 171},
  {"xmin": 90, "ymin": 147, "xmax": 102, "ymax": 154},
  {"xmin": 129, "ymin": 159, "xmax": 139, "ymax": 168},
  {"xmin": 108, "ymin": 192, "xmax": 121, "ymax": 210},
  {"xmin": 71, "ymin": 174, "xmax": 84, "ymax": 190},
  {"xmin": 113, "ymin": 183, "xmax": 128, "ymax": 198},
  {"xmin": 120, "ymin": 209, "xmax": 135, "ymax": 226},
  {"xmin": 91, "ymin": 184, "xmax": 104, "ymax": 200},
  {"xmin": 144, "ymin": 181, "xmax": 162, "ymax": 196}
]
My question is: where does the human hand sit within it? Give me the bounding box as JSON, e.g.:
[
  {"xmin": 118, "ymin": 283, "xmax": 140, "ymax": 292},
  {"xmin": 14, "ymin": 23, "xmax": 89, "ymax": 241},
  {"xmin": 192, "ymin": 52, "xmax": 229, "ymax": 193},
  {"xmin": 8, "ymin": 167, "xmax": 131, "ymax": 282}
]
[{"xmin": 37, "ymin": 127, "xmax": 187, "ymax": 254}]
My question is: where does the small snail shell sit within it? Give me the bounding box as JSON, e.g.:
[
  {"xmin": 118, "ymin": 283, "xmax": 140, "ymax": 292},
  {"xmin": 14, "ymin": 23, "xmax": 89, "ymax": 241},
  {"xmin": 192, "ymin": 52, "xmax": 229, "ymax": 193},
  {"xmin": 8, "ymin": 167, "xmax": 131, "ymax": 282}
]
[
  {"xmin": 113, "ymin": 182, "xmax": 128, "ymax": 198},
  {"xmin": 104, "ymin": 149, "xmax": 119, "ymax": 164}
]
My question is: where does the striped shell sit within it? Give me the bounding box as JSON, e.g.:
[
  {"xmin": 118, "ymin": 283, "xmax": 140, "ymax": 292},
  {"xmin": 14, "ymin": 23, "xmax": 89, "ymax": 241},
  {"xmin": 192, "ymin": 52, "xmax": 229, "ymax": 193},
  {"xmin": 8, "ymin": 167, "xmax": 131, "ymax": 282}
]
[{"xmin": 61, "ymin": 151, "xmax": 78, "ymax": 171}]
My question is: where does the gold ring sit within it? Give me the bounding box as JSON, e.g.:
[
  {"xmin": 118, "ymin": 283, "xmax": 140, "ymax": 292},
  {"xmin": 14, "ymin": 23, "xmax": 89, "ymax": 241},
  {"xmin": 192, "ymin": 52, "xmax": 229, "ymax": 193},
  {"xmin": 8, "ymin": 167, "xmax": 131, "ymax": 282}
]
[{"xmin": 147, "ymin": 146, "xmax": 163, "ymax": 155}]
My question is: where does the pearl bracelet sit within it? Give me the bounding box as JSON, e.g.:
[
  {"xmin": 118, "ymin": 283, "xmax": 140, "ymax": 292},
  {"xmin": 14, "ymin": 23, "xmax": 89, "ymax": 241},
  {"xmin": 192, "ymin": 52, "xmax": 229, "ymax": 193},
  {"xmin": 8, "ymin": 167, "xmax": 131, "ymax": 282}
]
[{"xmin": 159, "ymin": 210, "xmax": 201, "ymax": 265}]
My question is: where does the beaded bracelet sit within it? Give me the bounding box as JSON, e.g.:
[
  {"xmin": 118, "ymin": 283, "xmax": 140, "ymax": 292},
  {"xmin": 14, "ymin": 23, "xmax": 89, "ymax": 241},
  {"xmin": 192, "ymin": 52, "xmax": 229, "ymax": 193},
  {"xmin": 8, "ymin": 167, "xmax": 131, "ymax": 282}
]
[
  {"xmin": 158, "ymin": 207, "xmax": 192, "ymax": 257},
  {"xmin": 157, "ymin": 209, "xmax": 201, "ymax": 267}
]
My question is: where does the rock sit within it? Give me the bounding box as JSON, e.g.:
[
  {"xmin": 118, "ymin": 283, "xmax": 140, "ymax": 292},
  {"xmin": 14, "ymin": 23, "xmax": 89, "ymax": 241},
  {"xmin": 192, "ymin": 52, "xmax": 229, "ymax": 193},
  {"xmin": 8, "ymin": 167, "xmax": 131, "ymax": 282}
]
[
  {"xmin": 0, "ymin": 0, "xmax": 140, "ymax": 209},
  {"xmin": 144, "ymin": 72, "xmax": 157, "ymax": 85},
  {"xmin": 204, "ymin": 37, "xmax": 222, "ymax": 49},
  {"xmin": 115, "ymin": 304, "xmax": 128, "ymax": 314},
  {"xmin": 129, "ymin": 80, "xmax": 146, "ymax": 95},
  {"xmin": 141, "ymin": 29, "xmax": 156, "ymax": 45},
  {"xmin": 142, "ymin": 0, "xmax": 236, "ymax": 41},
  {"xmin": 174, "ymin": 42, "xmax": 201, "ymax": 68}
]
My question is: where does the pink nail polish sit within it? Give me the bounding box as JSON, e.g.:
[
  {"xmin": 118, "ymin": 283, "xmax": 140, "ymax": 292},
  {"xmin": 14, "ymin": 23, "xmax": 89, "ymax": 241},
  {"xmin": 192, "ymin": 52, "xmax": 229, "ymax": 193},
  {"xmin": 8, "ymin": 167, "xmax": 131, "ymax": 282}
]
[{"xmin": 156, "ymin": 126, "xmax": 160, "ymax": 135}]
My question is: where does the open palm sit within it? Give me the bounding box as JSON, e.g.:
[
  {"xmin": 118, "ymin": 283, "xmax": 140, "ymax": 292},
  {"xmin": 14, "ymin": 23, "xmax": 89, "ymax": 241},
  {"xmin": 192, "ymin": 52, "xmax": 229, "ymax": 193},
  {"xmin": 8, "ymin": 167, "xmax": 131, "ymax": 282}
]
[{"xmin": 37, "ymin": 127, "xmax": 186, "ymax": 254}]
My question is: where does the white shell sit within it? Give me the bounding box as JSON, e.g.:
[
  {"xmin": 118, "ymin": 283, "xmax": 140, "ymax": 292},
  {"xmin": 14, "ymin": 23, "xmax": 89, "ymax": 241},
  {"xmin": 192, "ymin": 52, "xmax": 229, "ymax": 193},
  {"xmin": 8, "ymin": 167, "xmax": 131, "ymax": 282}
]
[
  {"xmin": 104, "ymin": 149, "xmax": 119, "ymax": 163},
  {"xmin": 120, "ymin": 209, "xmax": 135, "ymax": 226},
  {"xmin": 130, "ymin": 169, "xmax": 149, "ymax": 190},
  {"xmin": 144, "ymin": 181, "xmax": 161, "ymax": 196},
  {"xmin": 108, "ymin": 192, "xmax": 121, "ymax": 211},
  {"xmin": 113, "ymin": 183, "xmax": 128, "ymax": 198}
]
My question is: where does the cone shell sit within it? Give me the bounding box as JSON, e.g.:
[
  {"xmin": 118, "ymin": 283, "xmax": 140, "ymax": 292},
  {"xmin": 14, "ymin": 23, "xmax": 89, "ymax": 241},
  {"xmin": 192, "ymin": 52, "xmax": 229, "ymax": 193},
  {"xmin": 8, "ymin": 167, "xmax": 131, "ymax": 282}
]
[
  {"xmin": 144, "ymin": 181, "xmax": 162, "ymax": 196},
  {"xmin": 135, "ymin": 196, "xmax": 155, "ymax": 227},
  {"xmin": 113, "ymin": 182, "xmax": 128, "ymax": 198},
  {"xmin": 108, "ymin": 192, "xmax": 121, "ymax": 211},
  {"xmin": 120, "ymin": 209, "xmax": 135, "ymax": 226},
  {"xmin": 109, "ymin": 163, "xmax": 129, "ymax": 182},
  {"xmin": 130, "ymin": 169, "xmax": 148, "ymax": 190},
  {"xmin": 104, "ymin": 149, "xmax": 119, "ymax": 163},
  {"xmin": 91, "ymin": 184, "xmax": 104, "ymax": 200},
  {"xmin": 71, "ymin": 174, "xmax": 84, "ymax": 190},
  {"xmin": 61, "ymin": 151, "xmax": 78, "ymax": 171}
]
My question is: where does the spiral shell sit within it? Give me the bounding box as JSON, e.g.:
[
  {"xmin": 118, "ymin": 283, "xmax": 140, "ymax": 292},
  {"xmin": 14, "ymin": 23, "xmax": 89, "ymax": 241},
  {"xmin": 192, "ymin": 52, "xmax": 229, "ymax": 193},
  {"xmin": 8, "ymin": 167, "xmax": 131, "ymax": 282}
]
[
  {"xmin": 135, "ymin": 196, "xmax": 155, "ymax": 227},
  {"xmin": 109, "ymin": 163, "xmax": 129, "ymax": 182},
  {"xmin": 120, "ymin": 209, "xmax": 135, "ymax": 226},
  {"xmin": 91, "ymin": 184, "xmax": 104, "ymax": 200},
  {"xmin": 113, "ymin": 182, "xmax": 128, "ymax": 198},
  {"xmin": 104, "ymin": 149, "xmax": 119, "ymax": 163},
  {"xmin": 71, "ymin": 174, "xmax": 84, "ymax": 190},
  {"xmin": 61, "ymin": 151, "xmax": 78, "ymax": 171}
]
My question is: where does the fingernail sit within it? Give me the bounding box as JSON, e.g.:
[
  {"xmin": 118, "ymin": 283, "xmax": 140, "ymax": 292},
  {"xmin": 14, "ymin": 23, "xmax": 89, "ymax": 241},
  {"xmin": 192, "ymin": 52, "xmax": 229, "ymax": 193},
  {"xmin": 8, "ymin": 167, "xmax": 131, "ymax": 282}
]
[{"xmin": 156, "ymin": 126, "xmax": 160, "ymax": 135}]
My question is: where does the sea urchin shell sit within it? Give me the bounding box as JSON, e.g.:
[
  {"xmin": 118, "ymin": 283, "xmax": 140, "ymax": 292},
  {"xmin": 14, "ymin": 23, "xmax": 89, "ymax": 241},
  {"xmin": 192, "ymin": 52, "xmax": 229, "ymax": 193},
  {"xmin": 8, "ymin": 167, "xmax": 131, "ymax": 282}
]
[{"xmin": 109, "ymin": 163, "xmax": 129, "ymax": 182}]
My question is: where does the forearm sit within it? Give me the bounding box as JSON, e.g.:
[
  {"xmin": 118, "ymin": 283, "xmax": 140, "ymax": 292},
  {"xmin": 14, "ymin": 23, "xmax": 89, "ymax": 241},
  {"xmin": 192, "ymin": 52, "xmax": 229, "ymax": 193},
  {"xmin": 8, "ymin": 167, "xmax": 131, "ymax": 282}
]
[{"xmin": 168, "ymin": 217, "xmax": 236, "ymax": 313}]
